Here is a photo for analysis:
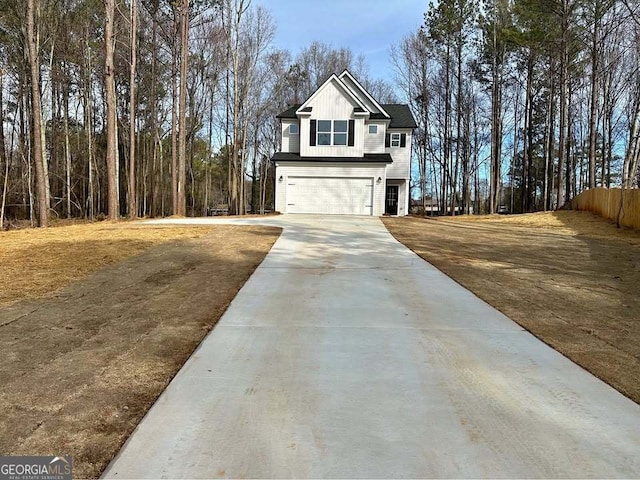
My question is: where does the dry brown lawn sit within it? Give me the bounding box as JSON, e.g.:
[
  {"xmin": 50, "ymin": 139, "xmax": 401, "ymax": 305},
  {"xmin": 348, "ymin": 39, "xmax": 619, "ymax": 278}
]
[
  {"xmin": 383, "ymin": 211, "xmax": 640, "ymax": 405},
  {"xmin": 0, "ymin": 221, "xmax": 219, "ymax": 305},
  {"xmin": 0, "ymin": 222, "xmax": 281, "ymax": 478}
]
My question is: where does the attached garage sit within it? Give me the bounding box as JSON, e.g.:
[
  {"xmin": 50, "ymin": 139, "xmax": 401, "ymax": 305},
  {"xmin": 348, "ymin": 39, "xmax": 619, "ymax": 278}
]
[
  {"xmin": 286, "ymin": 177, "xmax": 373, "ymax": 215},
  {"xmin": 272, "ymin": 154, "xmax": 392, "ymax": 216}
]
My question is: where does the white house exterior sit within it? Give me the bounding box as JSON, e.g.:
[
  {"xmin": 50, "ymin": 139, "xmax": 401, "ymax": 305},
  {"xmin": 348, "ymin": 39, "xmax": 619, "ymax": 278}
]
[{"xmin": 272, "ymin": 70, "xmax": 417, "ymax": 216}]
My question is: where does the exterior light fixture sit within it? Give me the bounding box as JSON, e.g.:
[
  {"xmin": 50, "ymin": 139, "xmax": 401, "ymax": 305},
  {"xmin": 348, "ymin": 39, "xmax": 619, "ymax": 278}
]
[
  {"xmin": 279, "ymin": 175, "xmax": 283, "ymax": 182},
  {"xmin": 377, "ymin": 177, "xmax": 382, "ymax": 184}
]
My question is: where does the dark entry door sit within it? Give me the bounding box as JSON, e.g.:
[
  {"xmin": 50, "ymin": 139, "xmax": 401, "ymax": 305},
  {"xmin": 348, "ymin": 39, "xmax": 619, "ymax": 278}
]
[{"xmin": 386, "ymin": 185, "xmax": 399, "ymax": 215}]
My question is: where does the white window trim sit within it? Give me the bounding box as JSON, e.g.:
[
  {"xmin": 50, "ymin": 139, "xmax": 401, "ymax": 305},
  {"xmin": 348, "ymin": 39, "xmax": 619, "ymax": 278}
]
[
  {"xmin": 289, "ymin": 123, "xmax": 299, "ymax": 135},
  {"xmin": 368, "ymin": 124, "xmax": 378, "ymax": 134},
  {"xmin": 317, "ymin": 120, "xmax": 349, "ymax": 146},
  {"xmin": 391, "ymin": 133, "xmax": 401, "ymax": 147}
]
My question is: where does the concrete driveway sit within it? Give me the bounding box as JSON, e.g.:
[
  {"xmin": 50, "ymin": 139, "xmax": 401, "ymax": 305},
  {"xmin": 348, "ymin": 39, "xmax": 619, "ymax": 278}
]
[{"xmin": 103, "ymin": 215, "xmax": 640, "ymax": 479}]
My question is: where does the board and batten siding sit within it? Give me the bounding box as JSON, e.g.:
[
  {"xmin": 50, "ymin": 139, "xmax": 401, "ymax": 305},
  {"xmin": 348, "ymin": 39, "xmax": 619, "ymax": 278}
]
[
  {"xmin": 281, "ymin": 120, "xmax": 300, "ymax": 153},
  {"xmin": 275, "ymin": 162, "xmax": 386, "ymax": 216},
  {"xmin": 299, "ymin": 79, "xmax": 364, "ymax": 158},
  {"xmin": 363, "ymin": 121, "xmax": 387, "ymax": 154},
  {"xmin": 385, "ymin": 129, "xmax": 412, "ymax": 179}
]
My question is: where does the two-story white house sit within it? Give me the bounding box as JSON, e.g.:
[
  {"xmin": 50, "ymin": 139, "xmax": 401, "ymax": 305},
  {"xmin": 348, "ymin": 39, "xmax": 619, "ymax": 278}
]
[{"xmin": 271, "ymin": 70, "xmax": 416, "ymax": 216}]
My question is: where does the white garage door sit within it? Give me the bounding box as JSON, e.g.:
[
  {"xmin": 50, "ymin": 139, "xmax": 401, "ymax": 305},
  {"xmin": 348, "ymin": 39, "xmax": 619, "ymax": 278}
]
[{"xmin": 286, "ymin": 177, "xmax": 373, "ymax": 215}]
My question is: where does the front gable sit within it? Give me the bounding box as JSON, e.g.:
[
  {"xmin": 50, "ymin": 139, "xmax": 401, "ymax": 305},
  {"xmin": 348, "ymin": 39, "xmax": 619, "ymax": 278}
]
[
  {"xmin": 298, "ymin": 75, "xmax": 368, "ymax": 158},
  {"xmin": 297, "ymin": 74, "xmax": 368, "ymax": 118}
]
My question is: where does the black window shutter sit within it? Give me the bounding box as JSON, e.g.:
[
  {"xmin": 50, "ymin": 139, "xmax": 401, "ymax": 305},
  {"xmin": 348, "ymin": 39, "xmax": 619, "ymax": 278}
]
[
  {"xmin": 348, "ymin": 120, "xmax": 355, "ymax": 147},
  {"xmin": 310, "ymin": 120, "xmax": 316, "ymax": 146},
  {"xmin": 385, "ymin": 133, "xmax": 390, "ymax": 148},
  {"xmin": 400, "ymin": 133, "xmax": 406, "ymax": 147}
]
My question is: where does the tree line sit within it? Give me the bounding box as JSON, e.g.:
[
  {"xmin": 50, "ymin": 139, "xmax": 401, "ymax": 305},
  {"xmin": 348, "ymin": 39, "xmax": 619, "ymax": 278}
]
[
  {"xmin": 394, "ymin": 0, "xmax": 640, "ymax": 214},
  {"xmin": 2, "ymin": 0, "xmax": 639, "ymax": 228},
  {"xmin": 0, "ymin": 0, "xmax": 396, "ymax": 228}
]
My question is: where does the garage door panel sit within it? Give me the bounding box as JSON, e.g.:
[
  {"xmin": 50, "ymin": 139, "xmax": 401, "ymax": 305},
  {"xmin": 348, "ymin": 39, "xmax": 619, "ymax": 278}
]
[{"xmin": 287, "ymin": 177, "xmax": 373, "ymax": 215}]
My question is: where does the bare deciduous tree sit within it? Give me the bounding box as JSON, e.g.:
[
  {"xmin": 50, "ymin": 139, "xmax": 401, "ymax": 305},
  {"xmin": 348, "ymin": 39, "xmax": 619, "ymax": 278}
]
[
  {"xmin": 128, "ymin": 0, "xmax": 138, "ymax": 218},
  {"xmin": 26, "ymin": 0, "xmax": 49, "ymax": 226},
  {"xmin": 104, "ymin": 0, "xmax": 119, "ymax": 220}
]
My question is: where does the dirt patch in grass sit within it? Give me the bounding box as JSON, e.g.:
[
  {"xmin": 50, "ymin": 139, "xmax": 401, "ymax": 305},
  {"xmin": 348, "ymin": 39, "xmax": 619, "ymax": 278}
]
[
  {"xmin": 0, "ymin": 223, "xmax": 280, "ymax": 478},
  {"xmin": 383, "ymin": 211, "xmax": 640, "ymax": 405}
]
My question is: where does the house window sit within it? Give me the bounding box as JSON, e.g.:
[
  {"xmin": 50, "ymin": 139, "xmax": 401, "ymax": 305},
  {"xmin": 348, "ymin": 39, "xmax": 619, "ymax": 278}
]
[
  {"xmin": 317, "ymin": 120, "xmax": 349, "ymax": 146},
  {"xmin": 333, "ymin": 120, "xmax": 348, "ymax": 145},
  {"xmin": 289, "ymin": 123, "xmax": 299, "ymax": 134},
  {"xmin": 391, "ymin": 133, "xmax": 401, "ymax": 147},
  {"xmin": 368, "ymin": 124, "xmax": 378, "ymax": 134},
  {"xmin": 317, "ymin": 120, "xmax": 332, "ymax": 145}
]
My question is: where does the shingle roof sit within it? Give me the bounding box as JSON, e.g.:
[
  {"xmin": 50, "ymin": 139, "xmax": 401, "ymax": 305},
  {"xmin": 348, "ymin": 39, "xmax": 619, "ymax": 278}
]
[
  {"xmin": 380, "ymin": 104, "xmax": 417, "ymax": 129},
  {"xmin": 271, "ymin": 152, "xmax": 393, "ymax": 164},
  {"xmin": 276, "ymin": 104, "xmax": 301, "ymax": 119},
  {"xmin": 275, "ymin": 103, "xmax": 416, "ymax": 129}
]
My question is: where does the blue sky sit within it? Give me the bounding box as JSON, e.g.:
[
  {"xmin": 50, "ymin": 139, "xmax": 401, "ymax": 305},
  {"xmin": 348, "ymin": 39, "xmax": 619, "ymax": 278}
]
[{"xmin": 262, "ymin": 0, "xmax": 427, "ymax": 84}]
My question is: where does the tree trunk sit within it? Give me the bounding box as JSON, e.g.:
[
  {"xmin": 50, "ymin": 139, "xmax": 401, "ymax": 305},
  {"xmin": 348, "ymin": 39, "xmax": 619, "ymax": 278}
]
[
  {"xmin": 557, "ymin": 0, "xmax": 569, "ymax": 208},
  {"xmin": 461, "ymin": 105, "xmax": 471, "ymax": 214},
  {"xmin": 566, "ymin": 86, "xmax": 576, "ymax": 200},
  {"xmin": 26, "ymin": 0, "xmax": 49, "ymax": 227},
  {"xmin": 18, "ymin": 78, "xmax": 32, "ymax": 223},
  {"xmin": 0, "ymin": 146, "xmax": 8, "ymax": 230},
  {"xmin": 229, "ymin": 0, "xmax": 245, "ymax": 215},
  {"xmin": 420, "ymin": 74, "xmax": 428, "ymax": 215},
  {"xmin": 0, "ymin": 69, "xmax": 7, "ymax": 229},
  {"xmin": 171, "ymin": 41, "xmax": 178, "ymax": 214},
  {"xmin": 587, "ymin": 6, "xmax": 599, "ymax": 189},
  {"xmin": 150, "ymin": 0, "xmax": 159, "ymax": 216},
  {"xmin": 63, "ymin": 81, "xmax": 72, "ymax": 218},
  {"xmin": 602, "ymin": 76, "xmax": 610, "ymax": 187},
  {"xmin": 622, "ymin": 97, "xmax": 640, "ymax": 187},
  {"xmin": 452, "ymin": 36, "xmax": 463, "ymax": 216},
  {"xmin": 51, "ymin": 61, "xmax": 60, "ymax": 210},
  {"xmin": 104, "ymin": 0, "xmax": 119, "ymax": 220},
  {"xmin": 443, "ymin": 42, "xmax": 451, "ymax": 215},
  {"xmin": 251, "ymin": 123, "xmax": 259, "ymax": 214},
  {"xmin": 511, "ymin": 82, "xmax": 520, "ymax": 213},
  {"xmin": 128, "ymin": 0, "xmax": 138, "ymax": 218},
  {"xmin": 543, "ymin": 70, "xmax": 555, "ymax": 211},
  {"xmin": 489, "ymin": 12, "xmax": 502, "ymax": 214},
  {"xmin": 523, "ymin": 54, "xmax": 534, "ymax": 212},
  {"xmin": 176, "ymin": 0, "xmax": 189, "ymax": 216}
]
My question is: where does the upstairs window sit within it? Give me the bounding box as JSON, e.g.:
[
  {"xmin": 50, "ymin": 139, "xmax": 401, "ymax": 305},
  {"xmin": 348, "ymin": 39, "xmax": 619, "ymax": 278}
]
[
  {"xmin": 316, "ymin": 120, "xmax": 349, "ymax": 146},
  {"xmin": 317, "ymin": 120, "xmax": 332, "ymax": 145},
  {"xmin": 333, "ymin": 120, "xmax": 348, "ymax": 145},
  {"xmin": 385, "ymin": 132, "xmax": 407, "ymax": 148},
  {"xmin": 289, "ymin": 123, "xmax": 299, "ymax": 134},
  {"xmin": 368, "ymin": 124, "xmax": 378, "ymax": 134}
]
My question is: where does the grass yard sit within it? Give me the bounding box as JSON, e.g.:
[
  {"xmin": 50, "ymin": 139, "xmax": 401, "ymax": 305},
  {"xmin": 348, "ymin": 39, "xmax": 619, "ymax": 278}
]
[
  {"xmin": 0, "ymin": 221, "xmax": 220, "ymax": 305},
  {"xmin": 383, "ymin": 211, "xmax": 640, "ymax": 405},
  {"xmin": 0, "ymin": 221, "xmax": 281, "ymax": 478}
]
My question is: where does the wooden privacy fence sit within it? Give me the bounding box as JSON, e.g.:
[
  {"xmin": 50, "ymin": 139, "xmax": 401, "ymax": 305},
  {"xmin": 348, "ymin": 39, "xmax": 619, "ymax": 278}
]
[{"xmin": 571, "ymin": 188, "xmax": 640, "ymax": 230}]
